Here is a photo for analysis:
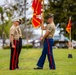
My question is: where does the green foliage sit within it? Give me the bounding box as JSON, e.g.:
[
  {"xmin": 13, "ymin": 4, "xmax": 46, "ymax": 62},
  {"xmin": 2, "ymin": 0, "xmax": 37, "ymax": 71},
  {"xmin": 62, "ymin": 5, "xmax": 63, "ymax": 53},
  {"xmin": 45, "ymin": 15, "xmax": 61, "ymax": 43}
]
[
  {"xmin": 4, "ymin": 21, "xmax": 12, "ymax": 38},
  {"xmin": 3, "ymin": 44, "xmax": 33, "ymax": 49},
  {"xmin": 0, "ymin": 20, "xmax": 12, "ymax": 38},
  {"xmin": 23, "ymin": 44, "xmax": 33, "ymax": 48},
  {"xmin": 0, "ymin": 6, "xmax": 3, "ymax": 14},
  {"xmin": 3, "ymin": 45, "xmax": 10, "ymax": 49}
]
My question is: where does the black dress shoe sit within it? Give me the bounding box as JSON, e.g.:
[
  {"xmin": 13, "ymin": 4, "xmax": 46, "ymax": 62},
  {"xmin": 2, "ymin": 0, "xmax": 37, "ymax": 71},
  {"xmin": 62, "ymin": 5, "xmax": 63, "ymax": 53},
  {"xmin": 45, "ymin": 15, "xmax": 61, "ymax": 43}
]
[
  {"xmin": 16, "ymin": 66, "xmax": 19, "ymax": 69},
  {"xmin": 34, "ymin": 67, "xmax": 43, "ymax": 70}
]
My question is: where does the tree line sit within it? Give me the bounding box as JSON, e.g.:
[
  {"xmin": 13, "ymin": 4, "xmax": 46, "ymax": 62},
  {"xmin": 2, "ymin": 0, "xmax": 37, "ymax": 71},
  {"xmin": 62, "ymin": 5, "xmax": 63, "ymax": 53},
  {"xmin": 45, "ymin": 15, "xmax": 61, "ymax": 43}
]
[{"xmin": 0, "ymin": 0, "xmax": 76, "ymax": 40}]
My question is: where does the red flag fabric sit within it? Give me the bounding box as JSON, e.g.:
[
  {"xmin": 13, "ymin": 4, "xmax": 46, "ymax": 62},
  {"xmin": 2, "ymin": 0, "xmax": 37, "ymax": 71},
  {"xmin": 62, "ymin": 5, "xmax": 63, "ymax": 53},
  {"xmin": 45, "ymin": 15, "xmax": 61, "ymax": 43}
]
[
  {"xmin": 32, "ymin": 0, "xmax": 42, "ymax": 28},
  {"xmin": 66, "ymin": 17, "xmax": 71, "ymax": 34},
  {"xmin": 32, "ymin": 0, "xmax": 37, "ymax": 10}
]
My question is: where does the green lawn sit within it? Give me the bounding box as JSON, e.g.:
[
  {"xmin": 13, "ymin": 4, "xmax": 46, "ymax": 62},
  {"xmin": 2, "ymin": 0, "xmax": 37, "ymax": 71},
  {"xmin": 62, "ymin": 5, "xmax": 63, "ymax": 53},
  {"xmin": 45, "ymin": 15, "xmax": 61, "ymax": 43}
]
[{"xmin": 0, "ymin": 48, "xmax": 76, "ymax": 75}]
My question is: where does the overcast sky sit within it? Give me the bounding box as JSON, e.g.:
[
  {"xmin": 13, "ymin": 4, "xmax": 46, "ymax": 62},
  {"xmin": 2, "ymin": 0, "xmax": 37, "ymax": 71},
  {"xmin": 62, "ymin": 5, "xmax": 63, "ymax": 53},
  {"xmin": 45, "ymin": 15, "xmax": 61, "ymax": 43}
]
[{"xmin": 0, "ymin": 0, "xmax": 5, "ymax": 5}]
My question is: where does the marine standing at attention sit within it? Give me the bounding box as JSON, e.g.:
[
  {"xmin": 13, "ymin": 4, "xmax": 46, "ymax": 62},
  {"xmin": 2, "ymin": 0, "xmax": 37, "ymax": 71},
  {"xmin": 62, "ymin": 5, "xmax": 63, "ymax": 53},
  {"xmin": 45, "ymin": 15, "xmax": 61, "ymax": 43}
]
[{"xmin": 9, "ymin": 18, "xmax": 20, "ymax": 70}]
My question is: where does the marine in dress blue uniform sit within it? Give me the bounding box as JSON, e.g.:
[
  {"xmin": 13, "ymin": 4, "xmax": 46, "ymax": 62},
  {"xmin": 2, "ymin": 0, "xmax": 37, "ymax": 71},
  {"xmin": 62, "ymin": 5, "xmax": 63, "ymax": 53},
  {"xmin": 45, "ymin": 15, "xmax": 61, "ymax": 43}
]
[{"xmin": 34, "ymin": 13, "xmax": 56, "ymax": 69}]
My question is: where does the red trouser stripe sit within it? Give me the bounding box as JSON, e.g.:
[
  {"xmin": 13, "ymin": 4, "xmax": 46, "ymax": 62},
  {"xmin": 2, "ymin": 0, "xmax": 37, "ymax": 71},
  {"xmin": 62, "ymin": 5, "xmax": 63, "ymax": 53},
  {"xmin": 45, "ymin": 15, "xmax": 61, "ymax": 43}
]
[
  {"xmin": 12, "ymin": 40, "xmax": 16, "ymax": 70},
  {"xmin": 15, "ymin": 51, "xmax": 18, "ymax": 68},
  {"xmin": 15, "ymin": 41, "xmax": 19, "ymax": 68},
  {"xmin": 47, "ymin": 39, "xmax": 54, "ymax": 69}
]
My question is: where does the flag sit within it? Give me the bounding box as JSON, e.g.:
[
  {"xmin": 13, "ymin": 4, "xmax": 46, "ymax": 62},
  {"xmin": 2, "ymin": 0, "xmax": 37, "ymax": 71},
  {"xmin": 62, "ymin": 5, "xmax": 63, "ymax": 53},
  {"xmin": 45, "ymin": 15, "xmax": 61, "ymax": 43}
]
[
  {"xmin": 32, "ymin": 0, "xmax": 42, "ymax": 28},
  {"xmin": 66, "ymin": 17, "xmax": 71, "ymax": 34}
]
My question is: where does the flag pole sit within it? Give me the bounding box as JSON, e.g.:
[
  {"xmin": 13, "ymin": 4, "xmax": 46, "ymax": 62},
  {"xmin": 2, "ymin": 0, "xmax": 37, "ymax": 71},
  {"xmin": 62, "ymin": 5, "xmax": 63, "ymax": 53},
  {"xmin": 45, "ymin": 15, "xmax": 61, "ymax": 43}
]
[
  {"xmin": 68, "ymin": 16, "xmax": 73, "ymax": 58},
  {"xmin": 69, "ymin": 17, "xmax": 71, "ymax": 41},
  {"xmin": 41, "ymin": 0, "xmax": 44, "ymax": 36}
]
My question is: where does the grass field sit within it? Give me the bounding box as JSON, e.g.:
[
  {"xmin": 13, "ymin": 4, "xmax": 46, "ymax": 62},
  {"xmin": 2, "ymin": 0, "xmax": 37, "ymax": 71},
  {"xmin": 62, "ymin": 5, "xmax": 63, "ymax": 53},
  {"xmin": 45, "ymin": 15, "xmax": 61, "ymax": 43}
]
[{"xmin": 0, "ymin": 48, "xmax": 76, "ymax": 75}]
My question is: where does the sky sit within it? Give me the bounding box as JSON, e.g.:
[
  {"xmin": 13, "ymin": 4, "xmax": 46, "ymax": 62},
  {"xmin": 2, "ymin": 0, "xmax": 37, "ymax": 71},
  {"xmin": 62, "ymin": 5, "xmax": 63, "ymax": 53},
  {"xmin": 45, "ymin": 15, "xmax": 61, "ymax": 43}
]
[{"xmin": 0, "ymin": 0, "xmax": 5, "ymax": 5}]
